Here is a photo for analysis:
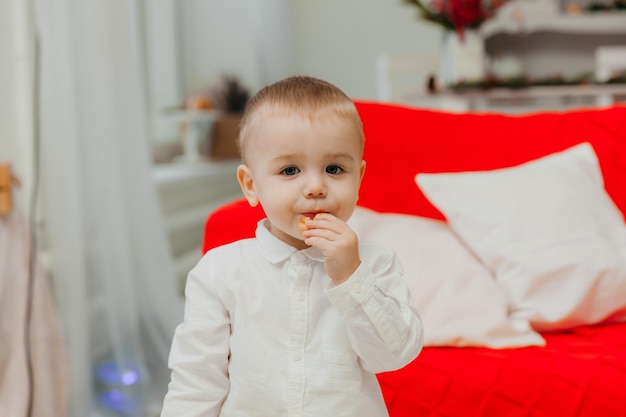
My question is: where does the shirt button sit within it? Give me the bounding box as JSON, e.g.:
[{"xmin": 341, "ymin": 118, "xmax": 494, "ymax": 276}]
[
  {"xmin": 291, "ymin": 352, "xmax": 302, "ymax": 361},
  {"xmin": 297, "ymin": 293, "xmax": 305, "ymax": 302},
  {"xmin": 293, "ymin": 252, "xmax": 307, "ymax": 263},
  {"xmin": 352, "ymin": 282, "xmax": 362, "ymax": 293}
]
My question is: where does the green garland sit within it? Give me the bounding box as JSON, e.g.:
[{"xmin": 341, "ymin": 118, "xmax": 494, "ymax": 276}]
[
  {"xmin": 402, "ymin": 0, "xmax": 455, "ymax": 31},
  {"xmin": 587, "ymin": 0, "xmax": 626, "ymax": 11},
  {"xmin": 449, "ymin": 71, "xmax": 626, "ymax": 92}
]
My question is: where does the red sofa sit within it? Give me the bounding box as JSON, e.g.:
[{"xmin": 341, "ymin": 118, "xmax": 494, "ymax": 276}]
[{"xmin": 202, "ymin": 101, "xmax": 626, "ymax": 417}]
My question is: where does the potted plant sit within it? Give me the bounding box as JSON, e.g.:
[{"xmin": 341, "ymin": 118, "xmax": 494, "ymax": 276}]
[{"xmin": 209, "ymin": 75, "xmax": 250, "ymax": 160}]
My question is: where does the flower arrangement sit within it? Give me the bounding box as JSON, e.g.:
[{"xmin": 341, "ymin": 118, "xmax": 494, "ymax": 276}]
[{"xmin": 402, "ymin": 0, "xmax": 509, "ymax": 41}]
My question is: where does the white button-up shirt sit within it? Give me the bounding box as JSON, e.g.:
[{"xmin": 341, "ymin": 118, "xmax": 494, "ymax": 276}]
[{"xmin": 161, "ymin": 220, "xmax": 423, "ymax": 417}]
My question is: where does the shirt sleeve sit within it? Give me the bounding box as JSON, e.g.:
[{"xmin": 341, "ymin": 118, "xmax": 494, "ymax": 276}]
[
  {"xmin": 325, "ymin": 242, "xmax": 424, "ymax": 374},
  {"xmin": 160, "ymin": 253, "xmax": 231, "ymax": 417}
]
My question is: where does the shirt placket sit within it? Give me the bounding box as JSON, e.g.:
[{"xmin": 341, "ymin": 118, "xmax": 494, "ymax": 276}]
[{"xmin": 286, "ymin": 252, "xmax": 311, "ymax": 417}]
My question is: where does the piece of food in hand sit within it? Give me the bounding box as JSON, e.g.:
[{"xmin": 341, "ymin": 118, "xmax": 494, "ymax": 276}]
[{"xmin": 299, "ymin": 216, "xmax": 308, "ymax": 232}]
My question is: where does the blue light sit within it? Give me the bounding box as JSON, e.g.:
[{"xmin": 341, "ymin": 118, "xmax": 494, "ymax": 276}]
[
  {"xmin": 94, "ymin": 360, "xmax": 143, "ymax": 416},
  {"xmin": 95, "ymin": 361, "xmax": 141, "ymax": 385},
  {"xmin": 121, "ymin": 370, "xmax": 139, "ymax": 385},
  {"xmin": 97, "ymin": 390, "xmax": 141, "ymax": 416}
]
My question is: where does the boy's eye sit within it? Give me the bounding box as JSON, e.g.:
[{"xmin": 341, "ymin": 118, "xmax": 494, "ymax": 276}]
[
  {"xmin": 280, "ymin": 166, "xmax": 300, "ymax": 176},
  {"xmin": 326, "ymin": 165, "xmax": 344, "ymax": 175}
]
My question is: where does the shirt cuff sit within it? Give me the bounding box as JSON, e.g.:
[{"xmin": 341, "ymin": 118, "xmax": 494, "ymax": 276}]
[{"xmin": 325, "ymin": 262, "xmax": 376, "ymax": 313}]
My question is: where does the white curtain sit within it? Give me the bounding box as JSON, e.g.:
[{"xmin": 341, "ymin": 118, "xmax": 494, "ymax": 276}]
[{"xmin": 34, "ymin": 0, "xmax": 183, "ymax": 416}]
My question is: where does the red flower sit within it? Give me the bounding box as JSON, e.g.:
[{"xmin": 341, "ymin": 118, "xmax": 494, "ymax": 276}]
[
  {"xmin": 404, "ymin": 0, "xmax": 508, "ymax": 41},
  {"xmin": 450, "ymin": 0, "xmax": 484, "ymax": 29}
]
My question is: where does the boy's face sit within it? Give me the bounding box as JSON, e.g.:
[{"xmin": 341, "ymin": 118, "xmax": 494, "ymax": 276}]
[{"xmin": 237, "ymin": 112, "xmax": 366, "ymax": 249}]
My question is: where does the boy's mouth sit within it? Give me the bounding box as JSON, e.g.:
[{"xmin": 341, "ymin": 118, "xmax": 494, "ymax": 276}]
[{"xmin": 302, "ymin": 211, "xmax": 326, "ymax": 220}]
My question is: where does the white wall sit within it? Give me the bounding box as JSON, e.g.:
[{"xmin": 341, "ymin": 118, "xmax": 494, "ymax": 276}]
[
  {"xmin": 292, "ymin": 0, "xmax": 440, "ymax": 99},
  {"xmin": 173, "ymin": 0, "xmax": 440, "ymax": 99},
  {"xmin": 177, "ymin": 0, "xmax": 297, "ymax": 94}
]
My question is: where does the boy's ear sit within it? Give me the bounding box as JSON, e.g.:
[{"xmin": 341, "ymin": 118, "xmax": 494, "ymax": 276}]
[
  {"xmin": 237, "ymin": 164, "xmax": 259, "ymax": 207},
  {"xmin": 359, "ymin": 160, "xmax": 366, "ymax": 183},
  {"xmin": 356, "ymin": 160, "xmax": 366, "ymax": 203}
]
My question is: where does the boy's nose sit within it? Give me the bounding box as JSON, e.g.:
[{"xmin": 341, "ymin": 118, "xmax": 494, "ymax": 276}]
[{"xmin": 304, "ymin": 175, "xmax": 327, "ymax": 198}]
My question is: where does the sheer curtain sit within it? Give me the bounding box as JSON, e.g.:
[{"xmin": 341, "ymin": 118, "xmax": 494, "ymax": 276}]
[{"xmin": 34, "ymin": 0, "xmax": 183, "ymax": 416}]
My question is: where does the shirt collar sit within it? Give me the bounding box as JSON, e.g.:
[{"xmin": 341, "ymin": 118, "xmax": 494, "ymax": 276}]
[{"xmin": 256, "ymin": 219, "xmax": 325, "ymax": 264}]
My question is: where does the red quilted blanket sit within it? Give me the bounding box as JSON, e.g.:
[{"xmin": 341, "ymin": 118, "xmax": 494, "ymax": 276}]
[{"xmin": 378, "ymin": 323, "xmax": 626, "ymax": 417}]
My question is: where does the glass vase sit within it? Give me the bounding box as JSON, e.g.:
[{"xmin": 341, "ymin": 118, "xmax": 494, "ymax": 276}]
[{"xmin": 439, "ymin": 29, "xmax": 486, "ymax": 87}]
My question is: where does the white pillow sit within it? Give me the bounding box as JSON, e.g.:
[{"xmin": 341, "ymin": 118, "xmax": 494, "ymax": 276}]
[
  {"xmin": 416, "ymin": 142, "xmax": 626, "ymax": 331},
  {"xmin": 348, "ymin": 207, "xmax": 545, "ymax": 348}
]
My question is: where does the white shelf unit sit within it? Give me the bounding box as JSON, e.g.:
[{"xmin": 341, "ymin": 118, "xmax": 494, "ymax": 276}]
[
  {"xmin": 481, "ymin": 2, "xmax": 626, "ymax": 78},
  {"xmin": 465, "ymin": 1, "xmax": 626, "ymax": 112},
  {"xmin": 153, "ymin": 161, "xmax": 242, "ymax": 292},
  {"xmin": 481, "ymin": 10, "xmax": 626, "ymax": 38}
]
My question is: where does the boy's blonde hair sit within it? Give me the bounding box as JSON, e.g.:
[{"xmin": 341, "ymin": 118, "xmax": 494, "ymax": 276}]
[{"xmin": 238, "ymin": 76, "xmax": 364, "ymax": 163}]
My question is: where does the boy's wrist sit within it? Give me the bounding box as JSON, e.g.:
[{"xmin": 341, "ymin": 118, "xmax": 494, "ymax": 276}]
[{"xmin": 329, "ymin": 259, "xmax": 361, "ymax": 285}]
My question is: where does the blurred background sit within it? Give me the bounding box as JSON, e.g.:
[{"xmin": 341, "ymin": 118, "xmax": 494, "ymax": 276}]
[{"xmin": 1, "ymin": 1, "xmax": 625, "ymax": 416}]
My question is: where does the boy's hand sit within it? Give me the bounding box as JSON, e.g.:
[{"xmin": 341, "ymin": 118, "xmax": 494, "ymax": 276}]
[{"xmin": 301, "ymin": 212, "xmax": 361, "ymax": 285}]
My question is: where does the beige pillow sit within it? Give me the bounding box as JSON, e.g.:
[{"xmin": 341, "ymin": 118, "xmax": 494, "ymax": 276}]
[
  {"xmin": 416, "ymin": 143, "xmax": 626, "ymax": 331},
  {"xmin": 348, "ymin": 207, "xmax": 544, "ymax": 347}
]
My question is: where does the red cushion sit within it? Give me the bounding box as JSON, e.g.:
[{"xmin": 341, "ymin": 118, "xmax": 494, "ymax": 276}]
[
  {"xmin": 355, "ymin": 101, "xmax": 626, "ymax": 220},
  {"xmin": 204, "ymin": 101, "xmax": 626, "ymax": 253},
  {"xmin": 202, "ymin": 199, "xmax": 264, "ymax": 254}
]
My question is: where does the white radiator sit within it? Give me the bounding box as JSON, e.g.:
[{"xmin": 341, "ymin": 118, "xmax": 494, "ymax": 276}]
[{"xmin": 153, "ymin": 161, "xmax": 242, "ymax": 293}]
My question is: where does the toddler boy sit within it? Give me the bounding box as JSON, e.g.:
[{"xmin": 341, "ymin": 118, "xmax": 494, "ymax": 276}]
[{"xmin": 161, "ymin": 75, "xmax": 423, "ymax": 417}]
